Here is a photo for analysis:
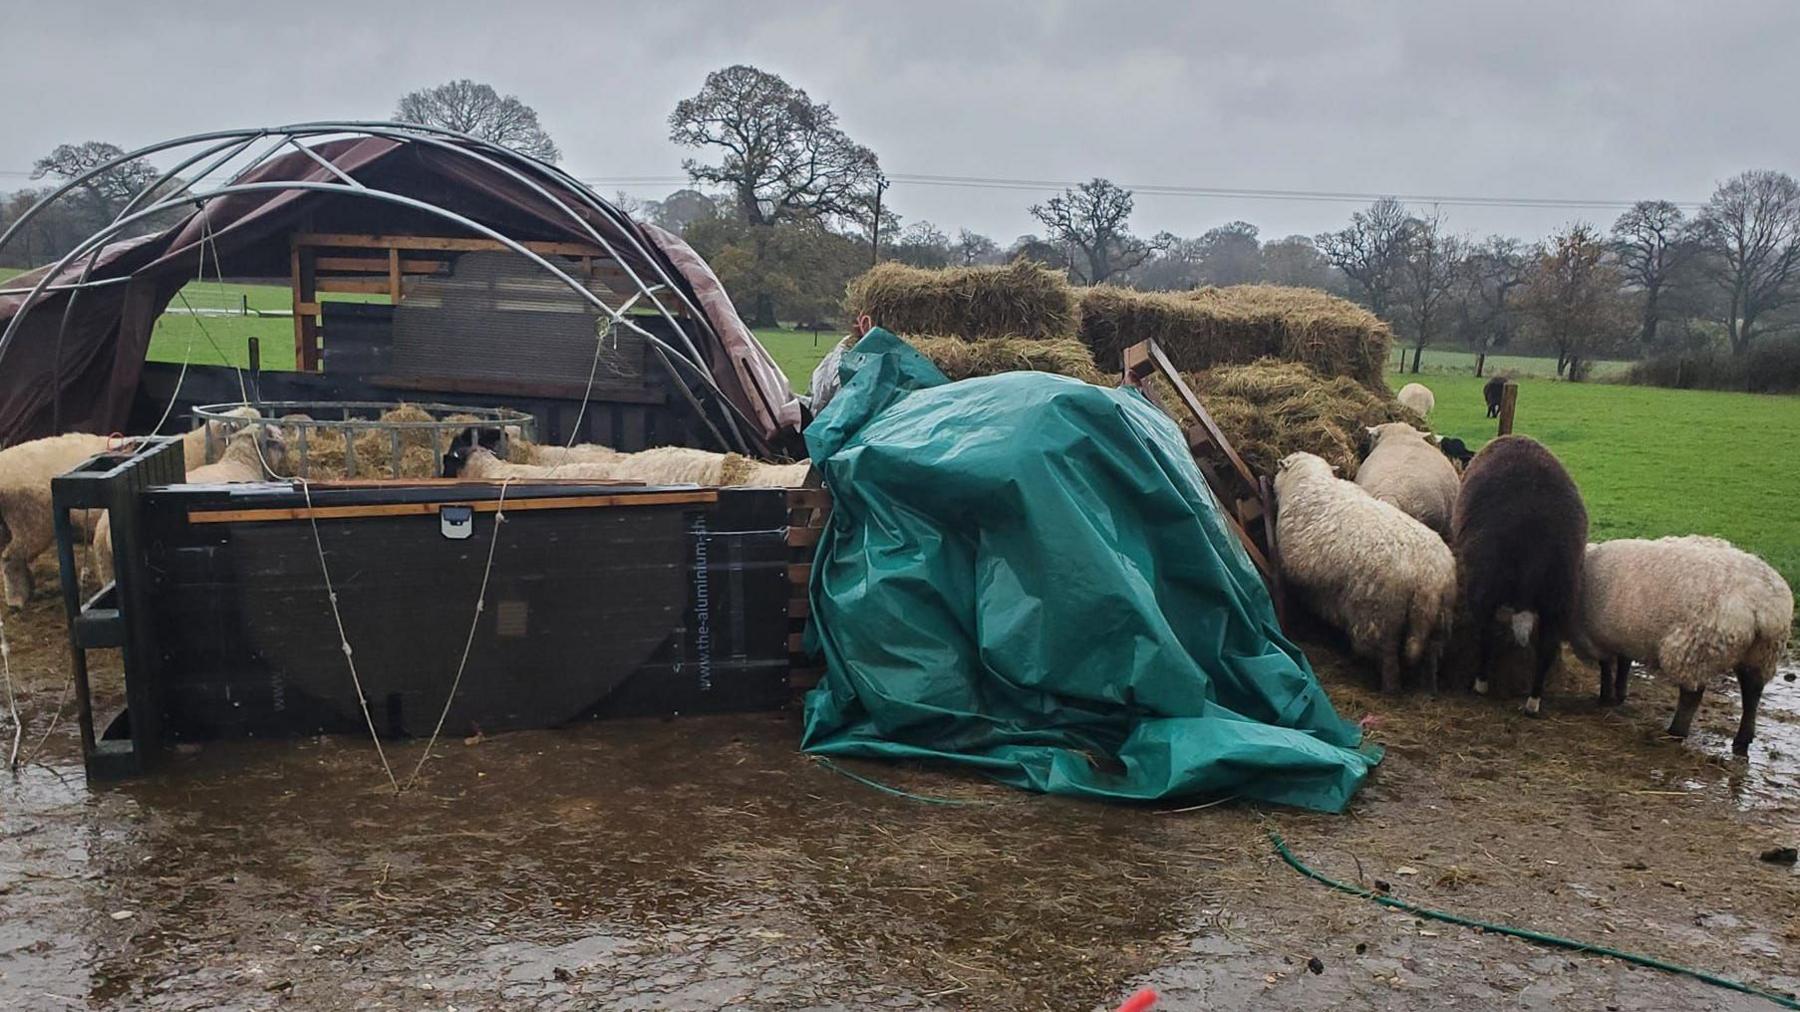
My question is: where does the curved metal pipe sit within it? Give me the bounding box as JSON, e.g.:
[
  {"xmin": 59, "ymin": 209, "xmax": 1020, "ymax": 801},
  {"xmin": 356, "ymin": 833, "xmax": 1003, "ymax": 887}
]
[{"xmin": 0, "ymin": 179, "xmax": 757, "ymax": 453}]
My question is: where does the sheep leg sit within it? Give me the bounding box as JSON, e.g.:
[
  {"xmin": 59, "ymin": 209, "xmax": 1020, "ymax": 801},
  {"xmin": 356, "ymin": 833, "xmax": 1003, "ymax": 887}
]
[
  {"xmin": 1378, "ymin": 636, "xmax": 1402, "ymax": 694},
  {"xmin": 1419, "ymin": 646, "xmax": 1441, "ymax": 696},
  {"xmin": 1668, "ymin": 686, "xmax": 1704, "ymax": 739},
  {"xmin": 1523, "ymin": 631, "xmax": 1557, "ymax": 717},
  {"xmin": 1613, "ymin": 658, "xmax": 1632, "ymax": 705},
  {"xmin": 1473, "ymin": 617, "xmax": 1498, "ymax": 696},
  {"xmin": 1733, "ymin": 665, "xmax": 1764, "ymax": 756},
  {"xmin": 2, "ymin": 552, "xmax": 30, "ymax": 609},
  {"xmin": 1596, "ymin": 658, "xmax": 1615, "ymax": 706}
]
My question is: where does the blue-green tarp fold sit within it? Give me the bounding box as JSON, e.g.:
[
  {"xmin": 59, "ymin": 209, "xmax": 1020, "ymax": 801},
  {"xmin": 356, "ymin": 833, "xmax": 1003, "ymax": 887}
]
[{"xmin": 800, "ymin": 330, "xmax": 1377, "ymax": 813}]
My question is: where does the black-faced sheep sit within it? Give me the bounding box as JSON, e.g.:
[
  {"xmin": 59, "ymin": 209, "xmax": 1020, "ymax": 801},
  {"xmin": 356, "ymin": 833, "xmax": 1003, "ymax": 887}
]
[
  {"xmin": 1355, "ymin": 422, "xmax": 1460, "ymax": 538},
  {"xmin": 1574, "ymin": 535, "xmax": 1793, "ymax": 754},
  {"xmin": 1435, "ymin": 436, "xmax": 1475, "ymax": 470},
  {"xmin": 0, "ymin": 433, "xmax": 112, "ymax": 607},
  {"xmin": 1451, "ymin": 435, "xmax": 1587, "ymax": 714},
  {"xmin": 1483, "ymin": 376, "xmax": 1507, "ymax": 418},
  {"xmin": 1396, "ymin": 382, "xmax": 1435, "ymax": 418},
  {"xmin": 1275, "ymin": 451, "xmax": 1457, "ymax": 693}
]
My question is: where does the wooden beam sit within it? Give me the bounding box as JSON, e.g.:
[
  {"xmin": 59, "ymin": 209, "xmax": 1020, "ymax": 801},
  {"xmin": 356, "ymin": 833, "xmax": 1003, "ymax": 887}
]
[
  {"xmin": 1498, "ymin": 381, "xmax": 1519, "ymax": 436},
  {"xmin": 292, "ymin": 245, "xmax": 319, "ymax": 371},
  {"xmin": 314, "ymin": 278, "xmax": 395, "ymax": 295},
  {"xmin": 313, "ymin": 256, "xmax": 445, "ymax": 274},
  {"xmin": 188, "ymin": 489, "xmax": 717, "ymax": 525},
  {"xmin": 388, "ymin": 248, "xmax": 401, "ymax": 303},
  {"xmin": 294, "ymin": 232, "xmax": 615, "ymax": 260}
]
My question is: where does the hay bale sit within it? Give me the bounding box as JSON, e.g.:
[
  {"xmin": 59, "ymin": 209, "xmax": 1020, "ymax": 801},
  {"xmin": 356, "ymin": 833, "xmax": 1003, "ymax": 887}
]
[
  {"xmin": 845, "ymin": 260, "xmax": 1077, "ymax": 342},
  {"xmin": 1078, "ymin": 284, "xmax": 1393, "ymax": 391},
  {"xmin": 906, "ymin": 335, "xmax": 1106, "ymax": 384},
  {"xmin": 1158, "ymin": 359, "xmax": 1416, "ymax": 478}
]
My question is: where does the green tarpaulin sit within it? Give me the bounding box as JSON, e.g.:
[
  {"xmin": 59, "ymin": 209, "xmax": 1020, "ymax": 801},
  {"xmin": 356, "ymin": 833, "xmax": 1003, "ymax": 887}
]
[{"xmin": 799, "ymin": 330, "xmax": 1378, "ymax": 813}]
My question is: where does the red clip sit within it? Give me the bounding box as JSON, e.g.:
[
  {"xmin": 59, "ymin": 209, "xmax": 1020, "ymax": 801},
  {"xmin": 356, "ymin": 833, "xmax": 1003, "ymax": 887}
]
[{"xmin": 1115, "ymin": 988, "xmax": 1158, "ymax": 1012}]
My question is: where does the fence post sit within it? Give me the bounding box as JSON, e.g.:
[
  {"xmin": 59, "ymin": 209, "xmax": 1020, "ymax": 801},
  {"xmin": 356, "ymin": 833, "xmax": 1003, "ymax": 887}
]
[{"xmin": 1497, "ymin": 380, "xmax": 1518, "ymax": 436}]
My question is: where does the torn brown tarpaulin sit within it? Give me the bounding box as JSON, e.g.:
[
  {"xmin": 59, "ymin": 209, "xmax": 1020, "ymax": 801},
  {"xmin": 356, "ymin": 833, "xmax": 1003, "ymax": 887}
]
[{"xmin": 0, "ymin": 136, "xmax": 801, "ymax": 452}]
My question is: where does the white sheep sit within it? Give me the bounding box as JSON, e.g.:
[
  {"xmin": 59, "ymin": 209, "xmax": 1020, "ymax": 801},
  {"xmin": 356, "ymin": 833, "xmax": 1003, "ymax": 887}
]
[
  {"xmin": 448, "ymin": 444, "xmax": 812, "ymax": 488},
  {"xmin": 0, "ymin": 433, "xmax": 113, "ymax": 607},
  {"xmin": 1274, "ymin": 451, "xmax": 1458, "ymax": 692},
  {"xmin": 92, "ymin": 425, "xmax": 287, "ymax": 585},
  {"xmin": 1397, "ymin": 382, "xmax": 1435, "ymax": 418},
  {"xmin": 1574, "ymin": 535, "xmax": 1793, "ymax": 754},
  {"xmin": 181, "ymin": 405, "xmax": 262, "ymax": 469},
  {"xmin": 1356, "ymin": 421, "xmax": 1460, "ymax": 538}
]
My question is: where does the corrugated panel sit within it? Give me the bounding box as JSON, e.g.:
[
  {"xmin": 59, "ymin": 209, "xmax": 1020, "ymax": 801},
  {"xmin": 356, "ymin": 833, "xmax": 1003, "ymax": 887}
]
[{"xmin": 391, "ymin": 251, "xmax": 646, "ymax": 388}]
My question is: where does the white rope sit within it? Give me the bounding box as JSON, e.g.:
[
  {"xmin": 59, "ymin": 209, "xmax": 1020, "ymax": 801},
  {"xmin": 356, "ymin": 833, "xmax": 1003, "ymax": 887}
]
[
  {"xmin": 299, "ymin": 476, "xmax": 399, "ymax": 793},
  {"xmin": 403, "ymin": 478, "xmax": 511, "ymax": 789}
]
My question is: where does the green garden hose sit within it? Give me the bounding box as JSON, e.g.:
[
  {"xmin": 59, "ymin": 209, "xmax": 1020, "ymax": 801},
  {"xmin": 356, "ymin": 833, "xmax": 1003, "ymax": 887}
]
[{"xmin": 1268, "ymin": 829, "xmax": 1800, "ymax": 1009}]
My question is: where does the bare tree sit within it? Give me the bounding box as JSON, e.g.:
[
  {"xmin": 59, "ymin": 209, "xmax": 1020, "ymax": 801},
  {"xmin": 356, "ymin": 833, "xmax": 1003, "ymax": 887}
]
[
  {"xmin": 1455, "ymin": 235, "xmax": 1531, "ymax": 377},
  {"xmin": 1693, "ymin": 170, "xmax": 1800, "ymax": 354},
  {"xmin": 1519, "ymin": 223, "xmax": 1633, "ymax": 380},
  {"xmin": 1028, "ymin": 178, "xmax": 1170, "ymax": 284},
  {"xmin": 31, "ymin": 141, "xmax": 163, "ymax": 224},
  {"xmin": 1610, "ymin": 200, "xmax": 1691, "ymax": 348},
  {"xmin": 669, "ymin": 65, "xmax": 881, "ymax": 227},
  {"xmin": 952, "ymin": 228, "xmax": 1001, "ymax": 266},
  {"xmin": 1397, "ymin": 209, "xmax": 1464, "ymax": 372},
  {"xmin": 1316, "ymin": 197, "xmax": 1410, "ymax": 320},
  {"xmin": 394, "ymin": 80, "xmax": 561, "ymax": 162}
]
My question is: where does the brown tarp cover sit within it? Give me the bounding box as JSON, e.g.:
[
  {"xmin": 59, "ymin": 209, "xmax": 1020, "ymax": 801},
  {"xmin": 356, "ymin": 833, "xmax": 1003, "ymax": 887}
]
[{"xmin": 0, "ymin": 137, "xmax": 803, "ymax": 452}]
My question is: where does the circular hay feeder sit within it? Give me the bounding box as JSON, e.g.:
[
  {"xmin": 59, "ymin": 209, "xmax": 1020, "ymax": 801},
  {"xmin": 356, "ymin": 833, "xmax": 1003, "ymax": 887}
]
[{"xmin": 193, "ymin": 401, "xmax": 535, "ymax": 479}]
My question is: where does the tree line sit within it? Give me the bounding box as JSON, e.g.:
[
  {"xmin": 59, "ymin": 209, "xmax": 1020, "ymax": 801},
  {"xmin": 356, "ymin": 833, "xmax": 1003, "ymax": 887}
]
[{"xmin": 6, "ymin": 69, "xmax": 1799, "ymax": 387}]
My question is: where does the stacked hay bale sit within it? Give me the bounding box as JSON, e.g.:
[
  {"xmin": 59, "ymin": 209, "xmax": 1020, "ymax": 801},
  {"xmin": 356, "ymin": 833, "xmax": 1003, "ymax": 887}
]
[
  {"xmin": 1160, "ymin": 360, "xmax": 1415, "ymax": 479},
  {"xmin": 845, "ymin": 260, "xmax": 1076, "ymax": 341},
  {"xmin": 1077, "ymin": 284, "xmax": 1394, "ymax": 392},
  {"xmin": 841, "ymin": 263, "xmax": 1409, "ymax": 476},
  {"xmin": 842, "ymin": 260, "xmax": 1102, "ymax": 383}
]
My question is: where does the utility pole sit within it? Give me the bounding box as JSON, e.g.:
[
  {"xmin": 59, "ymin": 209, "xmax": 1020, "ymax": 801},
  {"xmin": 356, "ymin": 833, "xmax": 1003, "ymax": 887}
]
[{"xmin": 870, "ymin": 174, "xmax": 887, "ymax": 267}]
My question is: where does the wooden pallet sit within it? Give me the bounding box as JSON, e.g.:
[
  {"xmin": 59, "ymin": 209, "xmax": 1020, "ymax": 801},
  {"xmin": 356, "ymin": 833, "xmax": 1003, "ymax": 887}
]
[
  {"xmin": 785, "ymin": 486, "xmax": 830, "ymax": 692},
  {"xmin": 1120, "ymin": 339, "xmax": 1287, "ymax": 626}
]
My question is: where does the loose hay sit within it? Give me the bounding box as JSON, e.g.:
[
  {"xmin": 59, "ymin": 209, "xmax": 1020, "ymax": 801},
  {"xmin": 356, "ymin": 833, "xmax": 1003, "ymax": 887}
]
[
  {"xmin": 905, "ymin": 335, "xmax": 1106, "ymax": 384},
  {"xmin": 845, "ymin": 260, "xmax": 1077, "ymax": 342},
  {"xmin": 1159, "ymin": 359, "xmax": 1416, "ymax": 478},
  {"xmin": 1079, "ymin": 284, "xmax": 1393, "ymax": 391},
  {"xmin": 292, "ymin": 404, "xmax": 443, "ymax": 479}
]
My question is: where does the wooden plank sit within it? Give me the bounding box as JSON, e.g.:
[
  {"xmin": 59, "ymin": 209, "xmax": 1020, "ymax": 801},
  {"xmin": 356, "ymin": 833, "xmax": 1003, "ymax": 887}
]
[
  {"xmin": 788, "ymin": 632, "xmax": 806, "ymax": 655},
  {"xmin": 369, "ymin": 373, "xmax": 666, "ymax": 405},
  {"xmin": 293, "ymin": 246, "xmax": 319, "ymax": 371},
  {"xmin": 188, "ymin": 490, "xmax": 717, "ymax": 525},
  {"xmin": 785, "ymin": 488, "xmax": 832, "ymax": 509},
  {"xmin": 786, "ymin": 526, "xmax": 822, "ymax": 548},
  {"xmin": 789, "ymin": 596, "xmax": 810, "ymax": 618},
  {"xmin": 1498, "ymin": 381, "xmax": 1519, "ymax": 436},
  {"xmin": 313, "ymin": 256, "xmax": 445, "ymax": 273},
  {"xmin": 315, "ymin": 277, "xmax": 395, "ymax": 295},
  {"xmin": 787, "ymin": 563, "xmax": 811, "ymax": 586},
  {"xmin": 788, "ymin": 668, "xmax": 823, "ymax": 691},
  {"xmin": 388, "ymin": 248, "xmax": 401, "ymax": 302},
  {"xmin": 1144, "ymin": 341, "xmax": 1258, "ymax": 491},
  {"xmin": 295, "ymin": 232, "xmax": 614, "ymax": 259}
]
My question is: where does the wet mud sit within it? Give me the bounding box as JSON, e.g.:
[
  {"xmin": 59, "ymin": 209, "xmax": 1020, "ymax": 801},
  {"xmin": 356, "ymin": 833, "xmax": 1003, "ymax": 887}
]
[{"xmin": 1, "ymin": 559, "xmax": 1797, "ymax": 1010}]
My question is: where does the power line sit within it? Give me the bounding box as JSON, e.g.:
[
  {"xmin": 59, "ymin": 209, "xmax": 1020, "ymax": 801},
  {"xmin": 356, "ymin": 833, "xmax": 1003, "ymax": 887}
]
[{"xmin": 575, "ymin": 170, "xmax": 1704, "ymax": 211}]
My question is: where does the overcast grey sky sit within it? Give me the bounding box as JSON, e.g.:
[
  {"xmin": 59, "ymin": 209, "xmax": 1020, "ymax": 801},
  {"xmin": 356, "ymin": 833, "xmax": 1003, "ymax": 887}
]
[{"xmin": 3, "ymin": 0, "xmax": 1794, "ymax": 244}]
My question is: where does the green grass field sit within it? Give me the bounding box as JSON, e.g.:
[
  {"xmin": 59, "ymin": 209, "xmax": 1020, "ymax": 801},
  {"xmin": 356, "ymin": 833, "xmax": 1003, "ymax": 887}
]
[
  {"xmin": 1392, "ymin": 347, "xmax": 1629, "ymax": 379},
  {"xmin": 8, "ymin": 268, "xmax": 1795, "ymax": 600},
  {"xmin": 1397, "ymin": 374, "xmax": 1800, "ymax": 598}
]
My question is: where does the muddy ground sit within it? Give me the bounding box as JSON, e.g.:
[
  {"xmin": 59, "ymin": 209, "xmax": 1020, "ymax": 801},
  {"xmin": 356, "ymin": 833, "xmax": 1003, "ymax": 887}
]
[{"xmin": 2, "ymin": 557, "xmax": 1798, "ymax": 1010}]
